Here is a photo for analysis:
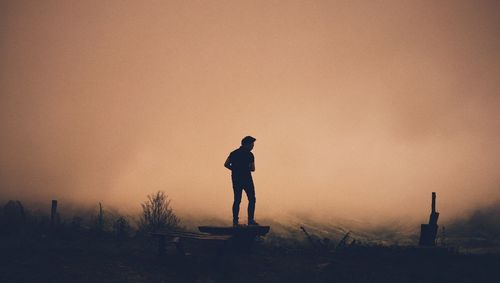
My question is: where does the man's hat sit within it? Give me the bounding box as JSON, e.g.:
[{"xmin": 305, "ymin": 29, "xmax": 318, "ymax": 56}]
[{"xmin": 241, "ymin": 136, "xmax": 256, "ymax": 145}]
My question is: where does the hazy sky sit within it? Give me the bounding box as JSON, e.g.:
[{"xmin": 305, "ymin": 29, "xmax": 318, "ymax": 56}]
[{"xmin": 1, "ymin": 0, "xmax": 499, "ymax": 223}]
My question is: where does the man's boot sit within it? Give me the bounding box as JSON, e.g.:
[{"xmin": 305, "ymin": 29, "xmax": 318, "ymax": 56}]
[{"xmin": 248, "ymin": 219, "xmax": 259, "ymax": 226}]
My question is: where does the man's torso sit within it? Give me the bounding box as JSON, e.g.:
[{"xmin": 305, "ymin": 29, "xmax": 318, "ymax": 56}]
[{"xmin": 229, "ymin": 147, "xmax": 254, "ymax": 179}]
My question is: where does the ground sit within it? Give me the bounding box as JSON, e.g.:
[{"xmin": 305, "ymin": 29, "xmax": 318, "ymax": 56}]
[{"xmin": 1, "ymin": 230, "xmax": 499, "ymax": 283}]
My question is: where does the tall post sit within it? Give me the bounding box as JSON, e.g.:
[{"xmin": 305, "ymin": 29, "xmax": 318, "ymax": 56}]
[
  {"xmin": 419, "ymin": 192, "xmax": 440, "ymax": 246},
  {"xmin": 429, "ymin": 192, "xmax": 439, "ymax": 225},
  {"xmin": 431, "ymin": 192, "xmax": 436, "ymax": 214},
  {"xmin": 51, "ymin": 200, "xmax": 58, "ymax": 227}
]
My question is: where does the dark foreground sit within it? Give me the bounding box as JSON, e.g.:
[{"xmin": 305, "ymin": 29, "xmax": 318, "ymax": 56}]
[{"xmin": 1, "ymin": 232, "xmax": 499, "ymax": 283}]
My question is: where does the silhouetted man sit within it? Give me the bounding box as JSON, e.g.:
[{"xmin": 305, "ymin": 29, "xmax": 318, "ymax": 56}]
[{"xmin": 224, "ymin": 136, "xmax": 258, "ymax": 226}]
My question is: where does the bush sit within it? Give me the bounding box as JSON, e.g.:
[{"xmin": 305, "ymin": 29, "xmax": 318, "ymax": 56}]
[
  {"xmin": 71, "ymin": 216, "xmax": 83, "ymax": 231},
  {"xmin": 139, "ymin": 191, "xmax": 180, "ymax": 233},
  {"xmin": 1, "ymin": 200, "xmax": 26, "ymax": 235},
  {"xmin": 113, "ymin": 217, "xmax": 131, "ymax": 239}
]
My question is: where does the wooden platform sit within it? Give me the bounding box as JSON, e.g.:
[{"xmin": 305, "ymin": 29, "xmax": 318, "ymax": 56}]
[
  {"xmin": 151, "ymin": 231, "xmax": 232, "ymax": 241},
  {"xmin": 151, "ymin": 226, "xmax": 270, "ymax": 256},
  {"xmin": 198, "ymin": 225, "xmax": 270, "ymax": 236},
  {"xmin": 151, "ymin": 231, "xmax": 231, "ymax": 256}
]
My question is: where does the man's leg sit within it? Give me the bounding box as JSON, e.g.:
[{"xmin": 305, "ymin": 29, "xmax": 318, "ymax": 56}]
[
  {"xmin": 244, "ymin": 179, "xmax": 256, "ymax": 224},
  {"xmin": 232, "ymin": 178, "xmax": 243, "ymax": 225}
]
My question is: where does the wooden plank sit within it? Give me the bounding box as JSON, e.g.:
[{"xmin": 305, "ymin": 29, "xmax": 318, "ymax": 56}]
[
  {"xmin": 151, "ymin": 232, "xmax": 230, "ymax": 256},
  {"xmin": 198, "ymin": 225, "xmax": 270, "ymax": 236},
  {"xmin": 152, "ymin": 231, "xmax": 205, "ymax": 237},
  {"xmin": 151, "ymin": 232, "xmax": 231, "ymax": 241}
]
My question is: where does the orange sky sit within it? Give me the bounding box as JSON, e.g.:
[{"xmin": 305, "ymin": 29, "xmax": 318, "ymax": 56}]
[{"xmin": 1, "ymin": 0, "xmax": 499, "ymax": 223}]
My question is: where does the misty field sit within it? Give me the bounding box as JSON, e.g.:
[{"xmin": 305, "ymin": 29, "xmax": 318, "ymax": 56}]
[
  {"xmin": 1, "ymin": 198, "xmax": 500, "ymax": 283},
  {"xmin": 2, "ymin": 233, "xmax": 499, "ymax": 283}
]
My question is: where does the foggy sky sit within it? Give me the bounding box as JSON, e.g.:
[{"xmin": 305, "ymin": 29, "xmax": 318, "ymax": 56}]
[{"xmin": 1, "ymin": 0, "xmax": 499, "ymax": 224}]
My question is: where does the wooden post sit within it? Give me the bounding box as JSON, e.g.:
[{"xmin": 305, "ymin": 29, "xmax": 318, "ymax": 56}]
[
  {"xmin": 428, "ymin": 192, "xmax": 439, "ymax": 225},
  {"xmin": 419, "ymin": 192, "xmax": 439, "ymax": 246},
  {"xmin": 50, "ymin": 200, "xmax": 58, "ymax": 227},
  {"xmin": 431, "ymin": 192, "xmax": 436, "ymax": 213}
]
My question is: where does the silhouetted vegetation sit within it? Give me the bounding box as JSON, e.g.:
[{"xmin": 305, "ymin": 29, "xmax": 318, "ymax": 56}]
[
  {"xmin": 91, "ymin": 202, "xmax": 105, "ymax": 235},
  {"xmin": 139, "ymin": 191, "xmax": 180, "ymax": 233},
  {"xmin": 113, "ymin": 216, "xmax": 131, "ymax": 239},
  {"xmin": 1, "ymin": 200, "xmax": 26, "ymax": 236},
  {"xmin": 1, "ymin": 198, "xmax": 499, "ymax": 282}
]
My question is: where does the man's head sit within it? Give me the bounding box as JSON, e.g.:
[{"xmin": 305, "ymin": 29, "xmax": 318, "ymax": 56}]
[{"xmin": 241, "ymin": 136, "xmax": 256, "ymax": 151}]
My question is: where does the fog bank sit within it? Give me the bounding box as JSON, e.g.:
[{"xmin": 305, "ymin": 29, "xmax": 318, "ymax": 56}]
[{"xmin": 1, "ymin": 0, "xmax": 499, "ymax": 224}]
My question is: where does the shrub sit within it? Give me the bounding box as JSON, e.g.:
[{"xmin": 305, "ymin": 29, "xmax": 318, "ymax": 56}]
[
  {"xmin": 139, "ymin": 191, "xmax": 180, "ymax": 232},
  {"xmin": 1, "ymin": 200, "xmax": 26, "ymax": 235},
  {"xmin": 71, "ymin": 216, "xmax": 83, "ymax": 231},
  {"xmin": 91, "ymin": 202, "xmax": 106, "ymax": 234},
  {"xmin": 113, "ymin": 216, "xmax": 131, "ymax": 239}
]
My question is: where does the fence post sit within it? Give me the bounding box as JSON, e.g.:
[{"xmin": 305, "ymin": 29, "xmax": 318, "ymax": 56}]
[{"xmin": 50, "ymin": 200, "xmax": 58, "ymax": 227}]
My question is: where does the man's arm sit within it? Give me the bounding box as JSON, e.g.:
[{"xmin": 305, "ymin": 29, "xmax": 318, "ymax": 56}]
[
  {"xmin": 249, "ymin": 152, "xmax": 255, "ymax": 172},
  {"xmin": 224, "ymin": 156, "xmax": 232, "ymax": 170}
]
